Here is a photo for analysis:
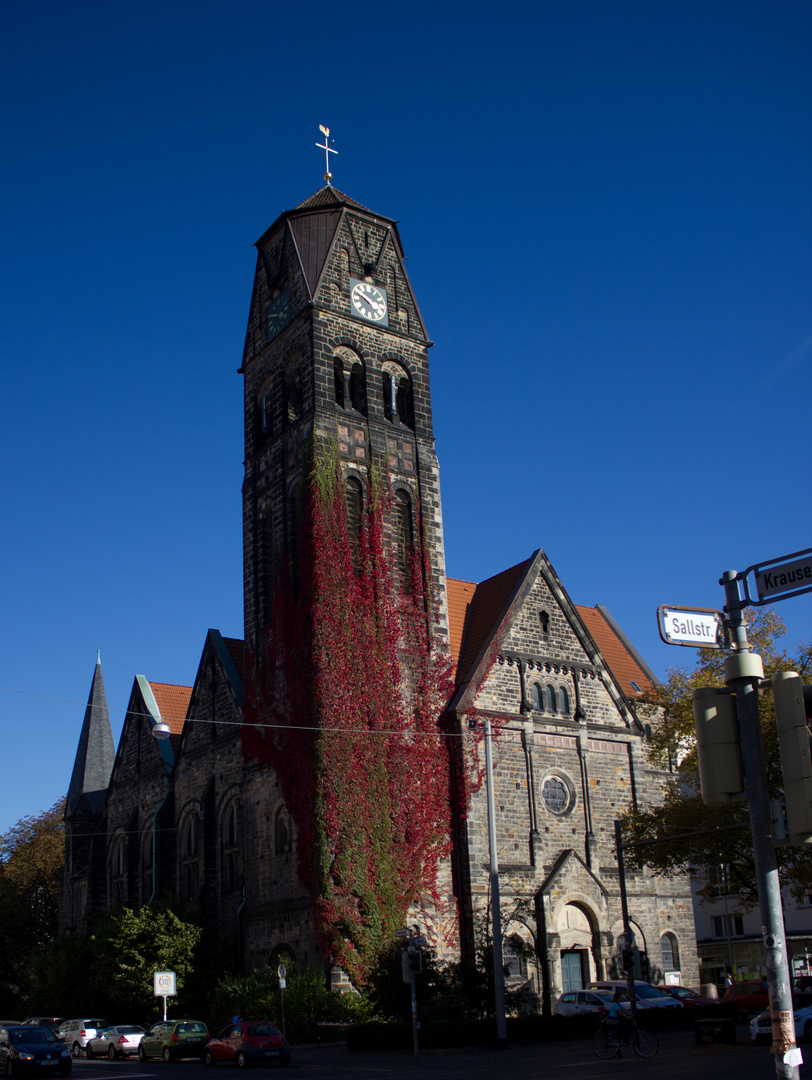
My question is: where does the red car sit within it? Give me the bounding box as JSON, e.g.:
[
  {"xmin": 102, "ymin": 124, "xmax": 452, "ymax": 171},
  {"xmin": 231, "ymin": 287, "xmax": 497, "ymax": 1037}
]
[
  {"xmin": 204, "ymin": 1021, "xmax": 290, "ymax": 1068},
  {"xmin": 656, "ymin": 985, "xmax": 719, "ymax": 1007}
]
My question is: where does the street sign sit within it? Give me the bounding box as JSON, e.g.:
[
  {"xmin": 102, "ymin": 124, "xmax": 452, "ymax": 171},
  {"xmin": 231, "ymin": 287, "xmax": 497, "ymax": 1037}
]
[
  {"xmin": 153, "ymin": 971, "xmax": 177, "ymax": 997},
  {"xmin": 753, "ymin": 549, "xmax": 812, "ymax": 603},
  {"xmin": 657, "ymin": 606, "xmax": 727, "ymax": 649},
  {"xmin": 277, "ymin": 963, "xmax": 287, "ymax": 979}
]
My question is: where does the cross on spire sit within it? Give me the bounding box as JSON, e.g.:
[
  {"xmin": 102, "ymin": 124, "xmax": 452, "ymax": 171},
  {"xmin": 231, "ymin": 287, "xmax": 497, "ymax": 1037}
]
[{"xmin": 315, "ymin": 124, "xmax": 338, "ymax": 185}]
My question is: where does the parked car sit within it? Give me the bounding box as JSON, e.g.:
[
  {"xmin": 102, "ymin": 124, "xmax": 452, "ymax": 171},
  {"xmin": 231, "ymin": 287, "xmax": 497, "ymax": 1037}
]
[
  {"xmin": 85, "ymin": 1026, "xmax": 145, "ymax": 1060},
  {"xmin": 57, "ymin": 1020, "xmax": 108, "ymax": 1058},
  {"xmin": 554, "ymin": 989, "xmax": 614, "ymax": 1017},
  {"xmin": 588, "ymin": 981, "xmax": 683, "ymax": 1009},
  {"xmin": 723, "ymin": 980, "xmax": 769, "ymax": 1018},
  {"xmin": 139, "ymin": 1020, "xmax": 210, "ymax": 1062},
  {"xmin": 655, "ymin": 985, "xmax": 719, "ymax": 1007},
  {"xmin": 0, "ymin": 1025, "xmax": 72, "ymax": 1076},
  {"xmin": 204, "ymin": 1021, "xmax": 291, "ymax": 1068},
  {"xmin": 750, "ymin": 993, "xmax": 812, "ymax": 1043}
]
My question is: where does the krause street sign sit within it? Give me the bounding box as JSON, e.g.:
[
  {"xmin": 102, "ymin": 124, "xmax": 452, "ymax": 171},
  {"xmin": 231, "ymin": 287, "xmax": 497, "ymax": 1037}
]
[
  {"xmin": 657, "ymin": 606, "xmax": 727, "ymax": 649},
  {"xmin": 748, "ymin": 546, "xmax": 812, "ymax": 605}
]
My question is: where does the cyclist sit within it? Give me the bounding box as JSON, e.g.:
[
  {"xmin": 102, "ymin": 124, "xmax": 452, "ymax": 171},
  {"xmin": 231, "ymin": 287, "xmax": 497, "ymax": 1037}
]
[{"xmin": 607, "ymin": 991, "xmax": 632, "ymax": 1045}]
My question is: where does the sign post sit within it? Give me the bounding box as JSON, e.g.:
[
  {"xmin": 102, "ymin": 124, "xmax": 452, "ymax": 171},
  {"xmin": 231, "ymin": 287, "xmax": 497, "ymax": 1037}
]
[
  {"xmin": 153, "ymin": 971, "xmax": 176, "ymax": 1022},
  {"xmin": 657, "ymin": 544, "xmax": 812, "ymax": 1080},
  {"xmin": 277, "ymin": 964, "xmax": 286, "ymax": 1037}
]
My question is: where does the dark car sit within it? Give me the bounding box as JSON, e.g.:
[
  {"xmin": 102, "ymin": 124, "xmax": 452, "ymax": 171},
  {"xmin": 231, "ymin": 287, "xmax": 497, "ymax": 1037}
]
[
  {"xmin": 204, "ymin": 1021, "xmax": 290, "ymax": 1068},
  {"xmin": 0, "ymin": 1025, "xmax": 72, "ymax": 1076},
  {"xmin": 139, "ymin": 1020, "xmax": 210, "ymax": 1062},
  {"xmin": 655, "ymin": 985, "xmax": 719, "ymax": 1007}
]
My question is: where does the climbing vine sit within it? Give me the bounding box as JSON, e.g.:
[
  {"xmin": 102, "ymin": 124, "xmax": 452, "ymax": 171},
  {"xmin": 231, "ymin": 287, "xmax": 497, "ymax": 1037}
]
[{"xmin": 244, "ymin": 440, "xmax": 458, "ymax": 985}]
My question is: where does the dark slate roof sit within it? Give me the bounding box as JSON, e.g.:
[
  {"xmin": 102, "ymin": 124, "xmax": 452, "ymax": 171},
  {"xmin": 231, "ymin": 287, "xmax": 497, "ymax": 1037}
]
[
  {"xmin": 294, "ymin": 186, "xmax": 380, "ymax": 215},
  {"xmin": 66, "ymin": 655, "xmax": 116, "ymax": 815}
]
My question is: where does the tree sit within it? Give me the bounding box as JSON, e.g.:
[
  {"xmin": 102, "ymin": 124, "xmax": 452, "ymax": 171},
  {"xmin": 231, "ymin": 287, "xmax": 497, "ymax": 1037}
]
[
  {"xmin": 621, "ymin": 608, "xmax": 812, "ymax": 908},
  {"xmin": 0, "ymin": 798, "xmax": 65, "ymax": 1009},
  {"xmin": 27, "ymin": 900, "xmax": 204, "ymax": 1020}
]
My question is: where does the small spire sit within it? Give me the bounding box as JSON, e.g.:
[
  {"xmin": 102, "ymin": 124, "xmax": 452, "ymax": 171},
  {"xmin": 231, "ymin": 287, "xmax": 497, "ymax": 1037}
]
[
  {"xmin": 97, "ymin": 649, "xmax": 101, "ymax": 665},
  {"xmin": 315, "ymin": 124, "xmax": 338, "ymax": 186}
]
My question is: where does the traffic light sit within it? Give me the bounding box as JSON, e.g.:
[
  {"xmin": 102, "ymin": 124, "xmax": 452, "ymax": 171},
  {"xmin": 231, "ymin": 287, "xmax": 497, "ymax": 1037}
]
[
  {"xmin": 772, "ymin": 672, "xmax": 812, "ymax": 843},
  {"xmin": 621, "ymin": 946, "xmax": 635, "ymax": 973},
  {"xmin": 692, "ymin": 687, "xmax": 745, "ymax": 806},
  {"xmin": 408, "ymin": 948, "xmax": 423, "ymax": 974}
]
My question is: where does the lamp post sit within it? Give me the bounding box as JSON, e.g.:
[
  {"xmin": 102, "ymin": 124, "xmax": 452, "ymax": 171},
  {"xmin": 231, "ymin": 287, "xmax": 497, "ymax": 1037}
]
[{"xmin": 484, "ymin": 717, "xmax": 508, "ymax": 1046}]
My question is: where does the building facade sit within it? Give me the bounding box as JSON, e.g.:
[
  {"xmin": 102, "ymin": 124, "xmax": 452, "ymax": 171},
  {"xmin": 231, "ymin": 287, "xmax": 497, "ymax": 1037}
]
[{"xmin": 61, "ymin": 184, "xmax": 698, "ymax": 1003}]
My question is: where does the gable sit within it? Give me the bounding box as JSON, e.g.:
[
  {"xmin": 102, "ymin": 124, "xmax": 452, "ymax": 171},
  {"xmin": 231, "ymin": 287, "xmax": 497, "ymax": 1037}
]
[{"xmin": 448, "ymin": 550, "xmax": 643, "ymax": 729}]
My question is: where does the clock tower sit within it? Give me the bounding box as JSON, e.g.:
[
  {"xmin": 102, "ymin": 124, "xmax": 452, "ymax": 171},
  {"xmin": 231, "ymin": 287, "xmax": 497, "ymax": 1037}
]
[{"xmin": 239, "ymin": 184, "xmax": 450, "ymax": 659}]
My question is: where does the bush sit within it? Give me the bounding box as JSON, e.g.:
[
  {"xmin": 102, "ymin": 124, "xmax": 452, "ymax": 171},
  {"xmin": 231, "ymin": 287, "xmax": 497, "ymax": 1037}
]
[{"xmin": 208, "ymin": 962, "xmax": 370, "ymax": 1043}]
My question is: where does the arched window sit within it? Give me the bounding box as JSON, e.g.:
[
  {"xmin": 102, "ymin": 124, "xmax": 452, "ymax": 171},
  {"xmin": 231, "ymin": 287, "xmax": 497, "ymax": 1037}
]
[
  {"xmin": 142, "ymin": 830, "xmax": 154, "ymax": 905},
  {"xmin": 345, "ymin": 476, "xmax": 363, "ymax": 569},
  {"xmin": 334, "ymin": 358, "xmax": 345, "ymax": 407},
  {"xmin": 559, "ymin": 687, "xmax": 570, "ymax": 715},
  {"xmin": 394, "ymin": 489, "xmax": 414, "ymax": 586},
  {"xmin": 661, "ymin": 933, "xmax": 680, "ymax": 972},
  {"xmin": 181, "ymin": 812, "xmax": 200, "ymax": 899},
  {"xmin": 546, "ymin": 685, "xmax": 557, "ymax": 713},
  {"xmin": 284, "ymin": 372, "xmax": 302, "ymax": 425},
  {"xmin": 334, "ymin": 349, "xmax": 366, "ymax": 415},
  {"xmin": 110, "ymin": 835, "xmax": 126, "ymax": 906},
  {"xmin": 532, "ymin": 683, "xmax": 543, "ymax": 709},
  {"xmin": 222, "ymin": 801, "xmax": 239, "ymax": 892},
  {"xmin": 258, "ymin": 384, "xmax": 273, "ymax": 440},
  {"xmin": 349, "ymin": 362, "xmax": 366, "ymax": 413},
  {"xmin": 382, "ymin": 362, "xmax": 414, "ymax": 428},
  {"xmin": 275, "ymin": 807, "xmax": 292, "ymax": 855}
]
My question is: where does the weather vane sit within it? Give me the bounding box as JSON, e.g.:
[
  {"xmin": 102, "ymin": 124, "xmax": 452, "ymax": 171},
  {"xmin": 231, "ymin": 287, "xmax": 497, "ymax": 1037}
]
[{"xmin": 315, "ymin": 125, "xmax": 337, "ymax": 185}]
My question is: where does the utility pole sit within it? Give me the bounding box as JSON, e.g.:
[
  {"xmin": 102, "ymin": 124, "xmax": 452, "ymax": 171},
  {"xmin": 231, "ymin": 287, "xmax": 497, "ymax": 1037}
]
[{"xmin": 721, "ymin": 570, "xmax": 799, "ymax": 1080}]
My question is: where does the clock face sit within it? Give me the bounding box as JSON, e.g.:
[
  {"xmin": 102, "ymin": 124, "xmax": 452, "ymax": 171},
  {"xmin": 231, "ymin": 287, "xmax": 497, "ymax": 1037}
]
[
  {"xmin": 350, "ymin": 280, "xmax": 388, "ymax": 325},
  {"xmin": 267, "ymin": 291, "xmax": 290, "ymax": 341}
]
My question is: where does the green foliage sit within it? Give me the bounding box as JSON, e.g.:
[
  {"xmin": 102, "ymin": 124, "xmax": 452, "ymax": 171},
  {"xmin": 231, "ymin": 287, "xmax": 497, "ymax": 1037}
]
[
  {"xmin": 208, "ymin": 962, "xmax": 370, "ymax": 1043},
  {"xmin": 622, "ymin": 608, "xmax": 812, "ymax": 907},
  {"xmin": 365, "ymin": 941, "xmax": 489, "ymax": 1023},
  {"xmin": 26, "ymin": 900, "xmax": 203, "ymax": 1022},
  {"xmin": 0, "ymin": 798, "xmax": 65, "ymax": 1012}
]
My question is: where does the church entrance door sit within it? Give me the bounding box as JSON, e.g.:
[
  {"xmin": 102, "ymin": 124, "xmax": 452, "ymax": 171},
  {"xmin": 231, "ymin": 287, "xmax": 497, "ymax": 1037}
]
[{"xmin": 561, "ymin": 950, "xmax": 584, "ymax": 994}]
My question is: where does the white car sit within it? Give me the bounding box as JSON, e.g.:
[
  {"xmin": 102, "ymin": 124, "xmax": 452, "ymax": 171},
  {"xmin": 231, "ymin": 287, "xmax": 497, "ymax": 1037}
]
[
  {"xmin": 85, "ymin": 1026, "xmax": 145, "ymax": 1060},
  {"xmin": 750, "ymin": 995, "xmax": 812, "ymax": 1043},
  {"xmin": 555, "ymin": 989, "xmax": 614, "ymax": 1016},
  {"xmin": 588, "ymin": 981, "xmax": 683, "ymax": 1010}
]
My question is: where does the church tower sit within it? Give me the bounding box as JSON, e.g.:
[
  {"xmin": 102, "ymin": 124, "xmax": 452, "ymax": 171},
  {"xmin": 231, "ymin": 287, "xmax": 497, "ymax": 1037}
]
[{"xmin": 239, "ymin": 184, "xmax": 450, "ymax": 657}]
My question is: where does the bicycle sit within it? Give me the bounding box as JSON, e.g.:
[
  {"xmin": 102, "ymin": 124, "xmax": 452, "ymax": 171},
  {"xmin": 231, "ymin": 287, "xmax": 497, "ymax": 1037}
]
[{"xmin": 593, "ymin": 1016, "xmax": 658, "ymax": 1059}]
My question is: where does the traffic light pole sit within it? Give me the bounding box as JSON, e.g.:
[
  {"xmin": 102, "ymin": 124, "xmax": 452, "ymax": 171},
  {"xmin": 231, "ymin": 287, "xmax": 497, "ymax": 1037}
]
[{"xmin": 721, "ymin": 570, "xmax": 799, "ymax": 1080}]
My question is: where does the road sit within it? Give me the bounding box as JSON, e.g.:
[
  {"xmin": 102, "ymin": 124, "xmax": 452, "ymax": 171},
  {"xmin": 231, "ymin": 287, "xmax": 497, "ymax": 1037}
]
[{"xmin": 67, "ymin": 1030, "xmax": 812, "ymax": 1080}]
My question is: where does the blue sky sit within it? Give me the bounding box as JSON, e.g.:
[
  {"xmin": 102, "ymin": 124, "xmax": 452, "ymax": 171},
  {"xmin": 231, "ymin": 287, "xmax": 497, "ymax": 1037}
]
[{"xmin": 1, "ymin": 0, "xmax": 810, "ymax": 834}]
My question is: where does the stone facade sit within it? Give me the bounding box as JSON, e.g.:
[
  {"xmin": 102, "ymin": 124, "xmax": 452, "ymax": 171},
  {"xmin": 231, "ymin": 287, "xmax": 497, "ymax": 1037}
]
[{"xmin": 61, "ymin": 184, "xmax": 698, "ymax": 1006}]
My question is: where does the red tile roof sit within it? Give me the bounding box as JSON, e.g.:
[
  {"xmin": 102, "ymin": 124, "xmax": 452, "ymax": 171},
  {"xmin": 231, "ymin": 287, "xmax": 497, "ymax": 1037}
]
[
  {"xmin": 448, "ymin": 559, "xmax": 531, "ymax": 687},
  {"xmin": 148, "ymin": 682, "xmax": 192, "ymax": 735},
  {"xmin": 446, "ymin": 578, "xmax": 476, "ymax": 677},
  {"xmin": 575, "ymin": 605, "xmax": 657, "ymax": 698},
  {"xmin": 446, "ymin": 562, "xmax": 657, "ymax": 705}
]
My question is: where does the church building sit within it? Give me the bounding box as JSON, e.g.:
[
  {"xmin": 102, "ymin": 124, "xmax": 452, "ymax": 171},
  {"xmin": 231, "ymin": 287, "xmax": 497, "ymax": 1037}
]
[{"xmin": 61, "ymin": 183, "xmax": 699, "ymax": 1005}]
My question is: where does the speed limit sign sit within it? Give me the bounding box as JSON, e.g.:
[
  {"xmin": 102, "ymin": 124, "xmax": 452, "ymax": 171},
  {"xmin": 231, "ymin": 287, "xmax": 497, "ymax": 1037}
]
[{"xmin": 154, "ymin": 971, "xmax": 177, "ymax": 996}]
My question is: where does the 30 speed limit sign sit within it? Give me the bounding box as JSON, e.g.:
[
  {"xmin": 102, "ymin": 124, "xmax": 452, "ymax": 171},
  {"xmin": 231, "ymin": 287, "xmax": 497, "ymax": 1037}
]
[{"xmin": 154, "ymin": 971, "xmax": 177, "ymax": 996}]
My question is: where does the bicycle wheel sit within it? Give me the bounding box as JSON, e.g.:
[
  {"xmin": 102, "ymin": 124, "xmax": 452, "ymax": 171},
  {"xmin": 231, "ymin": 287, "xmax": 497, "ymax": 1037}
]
[
  {"xmin": 633, "ymin": 1028, "xmax": 658, "ymax": 1058},
  {"xmin": 593, "ymin": 1031, "xmax": 620, "ymax": 1059}
]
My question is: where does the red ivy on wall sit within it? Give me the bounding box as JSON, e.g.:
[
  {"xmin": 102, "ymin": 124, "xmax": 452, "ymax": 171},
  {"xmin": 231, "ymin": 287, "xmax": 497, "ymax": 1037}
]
[{"xmin": 243, "ymin": 443, "xmax": 458, "ymax": 985}]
